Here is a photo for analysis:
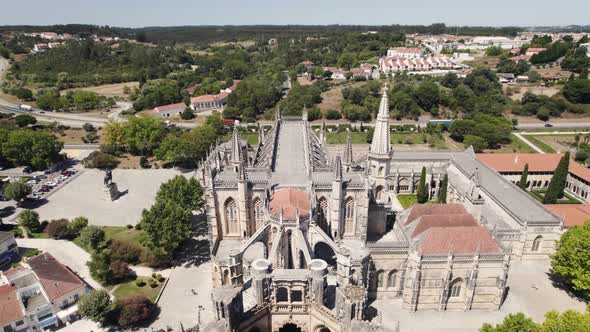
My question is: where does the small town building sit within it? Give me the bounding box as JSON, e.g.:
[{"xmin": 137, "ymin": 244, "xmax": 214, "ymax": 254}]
[
  {"xmin": 149, "ymin": 102, "xmax": 186, "ymax": 117},
  {"xmin": 190, "ymin": 92, "xmax": 229, "ymax": 111},
  {"xmin": 525, "ymin": 48, "xmax": 546, "ymax": 56},
  {"xmin": 0, "ymin": 253, "xmax": 89, "ymax": 331},
  {"xmin": 322, "ymin": 66, "xmax": 347, "ymax": 80},
  {"xmin": 0, "ymin": 232, "xmax": 17, "ymax": 267},
  {"xmin": 497, "ymin": 73, "xmax": 515, "ymax": 83},
  {"xmin": 386, "ymin": 47, "xmax": 424, "ymax": 58},
  {"xmin": 350, "ymin": 63, "xmax": 379, "ymax": 80}
]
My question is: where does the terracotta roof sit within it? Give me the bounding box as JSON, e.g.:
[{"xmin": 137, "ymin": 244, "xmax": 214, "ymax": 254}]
[
  {"xmin": 545, "ymin": 204, "xmax": 590, "ymax": 227},
  {"xmin": 191, "ymin": 92, "xmax": 228, "ymax": 104},
  {"xmin": 476, "ymin": 153, "xmax": 590, "ymax": 182},
  {"xmin": 0, "ymin": 285, "xmax": 23, "ymax": 326},
  {"xmin": 420, "ymin": 226, "xmax": 501, "ymax": 255},
  {"xmin": 269, "ymin": 188, "xmax": 310, "ymax": 221},
  {"xmin": 412, "ymin": 214, "xmax": 478, "ymax": 237},
  {"xmin": 527, "ymin": 48, "xmax": 546, "ymax": 53},
  {"xmin": 27, "ymin": 253, "xmax": 86, "ymax": 301},
  {"xmin": 404, "ymin": 204, "xmax": 467, "ymax": 225},
  {"xmin": 154, "ymin": 102, "xmax": 186, "ymax": 113},
  {"xmin": 389, "ymin": 47, "xmax": 422, "ymax": 53}
]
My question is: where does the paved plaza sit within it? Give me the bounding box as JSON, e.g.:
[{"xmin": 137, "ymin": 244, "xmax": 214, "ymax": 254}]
[
  {"xmin": 34, "ymin": 169, "xmax": 183, "ymax": 226},
  {"xmin": 374, "ymin": 260, "xmax": 587, "ymax": 331}
]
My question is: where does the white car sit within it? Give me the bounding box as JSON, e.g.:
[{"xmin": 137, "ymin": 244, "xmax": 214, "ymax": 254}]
[{"xmin": 26, "ymin": 179, "xmax": 38, "ymax": 185}]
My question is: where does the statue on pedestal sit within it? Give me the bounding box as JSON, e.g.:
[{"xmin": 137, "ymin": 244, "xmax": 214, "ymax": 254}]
[{"xmin": 103, "ymin": 169, "xmax": 120, "ymax": 201}]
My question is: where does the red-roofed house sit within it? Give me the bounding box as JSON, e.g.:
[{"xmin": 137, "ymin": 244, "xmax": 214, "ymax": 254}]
[
  {"xmin": 190, "ymin": 92, "xmax": 229, "ymax": 111},
  {"xmin": 151, "ymin": 102, "xmax": 187, "ymax": 117},
  {"xmin": 0, "ymin": 253, "xmax": 89, "ymax": 330},
  {"xmin": 477, "ymin": 153, "xmax": 590, "ymax": 203},
  {"xmin": 526, "ymin": 48, "xmax": 546, "ymax": 56},
  {"xmin": 387, "ymin": 47, "xmax": 424, "ymax": 58}
]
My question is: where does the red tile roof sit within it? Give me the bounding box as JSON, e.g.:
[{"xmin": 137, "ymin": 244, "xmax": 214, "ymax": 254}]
[
  {"xmin": 191, "ymin": 92, "xmax": 228, "ymax": 104},
  {"xmin": 411, "ymin": 214, "xmax": 478, "ymax": 237},
  {"xmin": 404, "ymin": 204, "xmax": 467, "ymax": 225},
  {"xmin": 421, "ymin": 226, "xmax": 501, "ymax": 255},
  {"xmin": 545, "ymin": 204, "xmax": 590, "ymax": 227},
  {"xmin": 154, "ymin": 102, "xmax": 186, "ymax": 113},
  {"xmin": 269, "ymin": 188, "xmax": 310, "ymax": 221},
  {"xmin": 27, "ymin": 253, "xmax": 86, "ymax": 301},
  {"xmin": 0, "ymin": 285, "xmax": 23, "ymax": 326},
  {"xmin": 476, "ymin": 153, "xmax": 590, "ymax": 182}
]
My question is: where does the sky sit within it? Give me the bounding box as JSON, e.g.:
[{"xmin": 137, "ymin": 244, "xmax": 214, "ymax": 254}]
[{"xmin": 1, "ymin": 0, "xmax": 589, "ymax": 27}]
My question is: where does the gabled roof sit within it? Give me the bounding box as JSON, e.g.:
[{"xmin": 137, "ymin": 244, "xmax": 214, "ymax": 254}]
[
  {"xmin": 411, "ymin": 214, "xmax": 478, "ymax": 237},
  {"xmin": 0, "ymin": 285, "xmax": 23, "ymax": 326},
  {"xmin": 545, "ymin": 204, "xmax": 590, "ymax": 227},
  {"xmin": 404, "ymin": 204, "xmax": 467, "ymax": 225},
  {"xmin": 269, "ymin": 188, "xmax": 310, "ymax": 221},
  {"xmin": 420, "ymin": 226, "xmax": 500, "ymax": 255},
  {"xmin": 154, "ymin": 102, "xmax": 186, "ymax": 112},
  {"xmin": 27, "ymin": 253, "xmax": 86, "ymax": 301}
]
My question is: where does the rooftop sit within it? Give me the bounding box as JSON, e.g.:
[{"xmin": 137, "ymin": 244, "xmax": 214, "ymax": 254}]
[
  {"xmin": 269, "ymin": 188, "xmax": 311, "ymax": 221},
  {"xmin": 0, "ymin": 285, "xmax": 23, "ymax": 326},
  {"xmin": 27, "ymin": 253, "xmax": 86, "ymax": 301},
  {"xmin": 545, "ymin": 204, "xmax": 590, "ymax": 227}
]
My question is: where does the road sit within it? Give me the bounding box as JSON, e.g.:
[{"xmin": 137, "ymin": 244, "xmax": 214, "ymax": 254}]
[{"xmin": 516, "ymin": 122, "xmax": 590, "ymax": 130}]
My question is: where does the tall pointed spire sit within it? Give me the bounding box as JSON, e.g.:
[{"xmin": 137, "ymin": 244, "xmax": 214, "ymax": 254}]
[
  {"xmin": 231, "ymin": 126, "xmax": 242, "ymax": 165},
  {"xmin": 320, "ymin": 121, "xmax": 326, "ymax": 146},
  {"xmin": 343, "ymin": 130, "xmax": 353, "ymax": 167},
  {"xmin": 369, "ymin": 84, "xmax": 392, "ymax": 158},
  {"xmin": 334, "ymin": 155, "xmax": 343, "ymax": 181},
  {"xmin": 257, "ymin": 124, "xmax": 264, "ymax": 145}
]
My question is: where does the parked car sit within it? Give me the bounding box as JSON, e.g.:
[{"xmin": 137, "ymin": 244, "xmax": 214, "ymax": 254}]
[
  {"xmin": 544, "ymin": 123, "xmax": 553, "ymax": 127},
  {"xmin": 26, "ymin": 179, "xmax": 38, "ymax": 185}
]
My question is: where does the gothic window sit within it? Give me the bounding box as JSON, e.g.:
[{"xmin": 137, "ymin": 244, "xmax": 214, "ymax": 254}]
[
  {"xmin": 276, "ymin": 287, "xmax": 288, "ymax": 302},
  {"xmin": 223, "ymin": 270, "xmax": 230, "ymax": 285},
  {"xmin": 378, "ymin": 166, "xmax": 384, "ymax": 176},
  {"xmin": 318, "ymin": 196, "xmax": 328, "ymax": 227},
  {"xmin": 449, "ymin": 279, "xmax": 462, "ymax": 298},
  {"xmin": 532, "ymin": 236, "xmax": 543, "ymax": 252},
  {"xmin": 387, "ymin": 270, "xmax": 397, "ymax": 288},
  {"xmin": 398, "ymin": 178, "xmax": 409, "ymax": 192},
  {"xmin": 224, "ymin": 198, "xmax": 239, "ymax": 234},
  {"xmin": 376, "ymin": 270, "xmax": 385, "ymax": 288},
  {"xmin": 344, "ymin": 197, "xmax": 355, "ymax": 235},
  {"xmin": 375, "ymin": 186, "xmax": 384, "ymax": 202},
  {"xmin": 253, "ymin": 198, "xmax": 264, "ymax": 230}
]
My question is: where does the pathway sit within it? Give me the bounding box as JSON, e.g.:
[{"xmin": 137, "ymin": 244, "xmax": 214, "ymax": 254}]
[{"xmin": 513, "ymin": 133, "xmax": 545, "ymax": 154}]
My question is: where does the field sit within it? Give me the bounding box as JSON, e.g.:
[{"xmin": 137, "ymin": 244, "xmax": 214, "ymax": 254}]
[
  {"xmin": 56, "ymin": 128, "xmax": 105, "ymax": 145},
  {"xmin": 397, "ymin": 194, "xmax": 418, "ymax": 209},
  {"xmin": 463, "ymin": 55, "xmax": 501, "ymax": 69},
  {"xmin": 326, "ymin": 131, "xmax": 452, "ymax": 150},
  {"xmin": 210, "ymin": 40, "xmax": 256, "ymax": 48},
  {"xmin": 524, "ymin": 134, "xmax": 578, "ymax": 153},
  {"xmin": 522, "ymin": 135, "xmax": 557, "ymax": 153},
  {"xmin": 483, "ymin": 134, "xmax": 536, "ymax": 153},
  {"xmin": 504, "ymin": 84, "xmax": 560, "ymax": 101},
  {"xmin": 63, "ymin": 82, "xmax": 139, "ymax": 99},
  {"xmin": 318, "ymin": 84, "xmax": 344, "ymax": 112}
]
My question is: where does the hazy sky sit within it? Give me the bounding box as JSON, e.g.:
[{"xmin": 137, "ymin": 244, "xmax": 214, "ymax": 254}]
[{"xmin": 1, "ymin": 0, "xmax": 589, "ymax": 27}]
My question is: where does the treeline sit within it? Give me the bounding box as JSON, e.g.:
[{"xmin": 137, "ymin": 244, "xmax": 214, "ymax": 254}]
[
  {"xmin": 0, "ymin": 24, "xmax": 129, "ymax": 37},
  {"xmin": 8, "ymin": 40, "xmax": 193, "ymax": 86}
]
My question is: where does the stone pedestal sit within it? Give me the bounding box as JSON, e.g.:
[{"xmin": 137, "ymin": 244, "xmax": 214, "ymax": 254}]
[{"xmin": 104, "ymin": 183, "xmax": 120, "ymax": 201}]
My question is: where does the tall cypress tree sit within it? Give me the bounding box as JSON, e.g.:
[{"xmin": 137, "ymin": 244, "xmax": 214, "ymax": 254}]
[
  {"xmin": 438, "ymin": 174, "xmax": 448, "ymax": 203},
  {"xmin": 417, "ymin": 166, "xmax": 428, "ymax": 203},
  {"xmin": 518, "ymin": 163, "xmax": 529, "ymax": 190},
  {"xmin": 544, "ymin": 152, "xmax": 570, "ymax": 204}
]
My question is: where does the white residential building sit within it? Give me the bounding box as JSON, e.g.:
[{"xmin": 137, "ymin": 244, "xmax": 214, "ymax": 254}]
[{"xmin": 386, "ymin": 47, "xmax": 424, "ymax": 58}]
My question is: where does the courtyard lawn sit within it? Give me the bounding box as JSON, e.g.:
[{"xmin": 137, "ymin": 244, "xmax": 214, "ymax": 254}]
[
  {"xmin": 529, "ymin": 190, "xmax": 581, "ymax": 204},
  {"xmin": 112, "ymin": 276, "xmax": 163, "ymax": 302},
  {"xmin": 326, "ymin": 131, "xmax": 448, "ymax": 149},
  {"xmin": 326, "ymin": 132, "xmax": 368, "ymax": 144},
  {"xmin": 397, "ymin": 194, "xmax": 417, "ymax": 209},
  {"xmin": 523, "ymin": 135, "xmax": 557, "ymax": 153},
  {"xmin": 74, "ymin": 226, "xmax": 146, "ymax": 255}
]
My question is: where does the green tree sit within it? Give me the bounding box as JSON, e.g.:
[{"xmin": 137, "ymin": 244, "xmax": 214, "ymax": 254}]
[
  {"xmin": 180, "ymin": 107, "xmax": 194, "ymax": 120},
  {"xmin": 78, "ymin": 290, "xmax": 113, "ymax": 324},
  {"xmin": 103, "ymin": 120, "xmax": 127, "ymax": 152},
  {"xmin": 117, "ymin": 296, "xmax": 156, "ymax": 328},
  {"xmin": 551, "ymin": 222, "xmax": 590, "ymax": 299},
  {"xmin": 544, "ymin": 152, "xmax": 570, "ymax": 203},
  {"xmin": 67, "ymin": 216, "xmax": 88, "ymax": 237},
  {"xmin": 417, "ymin": 166, "xmax": 428, "ymax": 203},
  {"xmin": 3, "ymin": 179, "xmax": 32, "ymax": 203},
  {"xmin": 15, "ymin": 88, "xmax": 33, "ymax": 101},
  {"xmin": 463, "ymin": 135, "xmax": 488, "ymax": 152},
  {"xmin": 14, "ymin": 114, "xmax": 37, "ymax": 127},
  {"xmin": 480, "ymin": 312, "xmax": 540, "ymax": 332},
  {"xmin": 1, "ymin": 130, "xmax": 64, "ymax": 170},
  {"xmin": 79, "ymin": 225, "xmax": 106, "ymax": 250},
  {"xmin": 563, "ymin": 79, "xmax": 590, "ymax": 104},
  {"xmin": 438, "ymin": 174, "xmax": 448, "ymax": 203},
  {"xmin": 141, "ymin": 200, "xmax": 192, "ymax": 256},
  {"xmin": 18, "ymin": 209, "xmax": 41, "ymax": 232},
  {"xmin": 156, "ymin": 176, "xmax": 204, "ymax": 212},
  {"xmin": 124, "ymin": 116, "xmax": 165, "ymax": 156},
  {"xmin": 88, "ymin": 251, "xmax": 113, "ymax": 284},
  {"xmin": 518, "ymin": 163, "xmax": 529, "ymax": 190},
  {"xmin": 541, "ymin": 307, "xmax": 590, "ymax": 331},
  {"xmin": 413, "ymin": 80, "xmax": 440, "ymax": 111}
]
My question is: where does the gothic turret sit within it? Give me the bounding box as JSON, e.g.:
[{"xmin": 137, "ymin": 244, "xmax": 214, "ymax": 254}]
[
  {"xmin": 343, "ymin": 130, "xmax": 353, "ymax": 170},
  {"xmin": 231, "ymin": 127, "xmax": 243, "ymax": 169},
  {"xmin": 369, "ymin": 85, "xmax": 392, "ymax": 159}
]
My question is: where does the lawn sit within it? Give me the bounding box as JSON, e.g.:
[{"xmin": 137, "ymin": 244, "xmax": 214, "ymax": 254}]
[
  {"xmin": 484, "ymin": 134, "xmax": 536, "ymax": 153},
  {"xmin": 523, "ymin": 135, "xmax": 557, "ymax": 153},
  {"xmin": 397, "ymin": 194, "xmax": 417, "ymax": 209},
  {"xmin": 529, "ymin": 190, "xmax": 581, "ymax": 204},
  {"xmin": 326, "ymin": 132, "xmax": 448, "ymax": 149},
  {"xmin": 326, "ymin": 132, "xmax": 368, "ymax": 144},
  {"xmin": 74, "ymin": 226, "xmax": 145, "ymax": 255},
  {"xmin": 112, "ymin": 276, "xmax": 163, "ymax": 302}
]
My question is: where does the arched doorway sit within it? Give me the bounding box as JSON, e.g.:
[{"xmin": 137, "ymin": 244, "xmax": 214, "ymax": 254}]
[
  {"xmin": 314, "ymin": 241, "xmax": 336, "ymax": 267},
  {"xmin": 279, "ymin": 323, "xmax": 302, "ymax": 332}
]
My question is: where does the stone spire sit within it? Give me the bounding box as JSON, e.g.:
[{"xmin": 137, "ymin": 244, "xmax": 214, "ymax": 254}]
[
  {"xmin": 302, "ymin": 104, "xmax": 308, "ymax": 122},
  {"xmin": 343, "ymin": 130, "xmax": 353, "ymax": 167},
  {"xmin": 257, "ymin": 124, "xmax": 265, "ymax": 145},
  {"xmin": 320, "ymin": 121, "xmax": 326, "ymax": 146},
  {"xmin": 231, "ymin": 127, "xmax": 242, "ymax": 166},
  {"xmin": 334, "ymin": 155, "xmax": 343, "ymax": 181},
  {"xmin": 369, "ymin": 84, "xmax": 391, "ymax": 158}
]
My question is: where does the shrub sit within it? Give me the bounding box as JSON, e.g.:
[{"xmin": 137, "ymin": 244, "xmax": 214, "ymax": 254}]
[
  {"xmin": 139, "ymin": 156, "xmax": 149, "ymax": 169},
  {"xmin": 110, "ymin": 240, "xmax": 141, "ymax": 264},
  {"xmin": 46, "ymin": 219, "xmax": 70, "ymax": 239},
  {"xmin": 83, "ymin": 151, "xmax": 119, "ymax": 169},
  {"xmin": 180, "ymin": 108, "xmax": 194, "ymax": 120},
  {"xmin": 110, "ymin": 260, "xmax": 131, "ymax": 282},
  {"xmin": 156, "ymin": 274, "xmax": 165, "ymax": 282},
  {"xmin": 148, "ymin": 279, "xmax": 158, "ymax": 288},
  {"xmin": 22, "ymin": 249, "xmax": 41, "ymax": 258},
  {"xmin": 141, "ymin": 250, "xmax": 170, "ymax": 268},
  {"xmin": 325, "ymin": 109, "xmax": 342, "ymax": 120},
  {"xmin": 134, "ymin": 223, "xmax": 142, "ymax": 230},
  {"xmin": 67, "ymin": 216, "xmax": 88, "ymax": 237},
  {"xmin": 116, "ymin": 296, "xmax": 155, "ymax": 328},
  {"xmin": 135, "ymin": 279, "xmax": 146, "ymax": 287},
  {"xmin": 79, "ymin": 225, "xmax": 105, "ymax": 250},
  {"xmin": 83, "ymin": 123, "xmax": 95, "ymax": 132},
  {"xmin": 151, "ymin": 272, "xmax": 157, "ymax": 279},
  {"xmin": 126, "ymin": 224, "xmax": 133, "ymax": 229}
]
